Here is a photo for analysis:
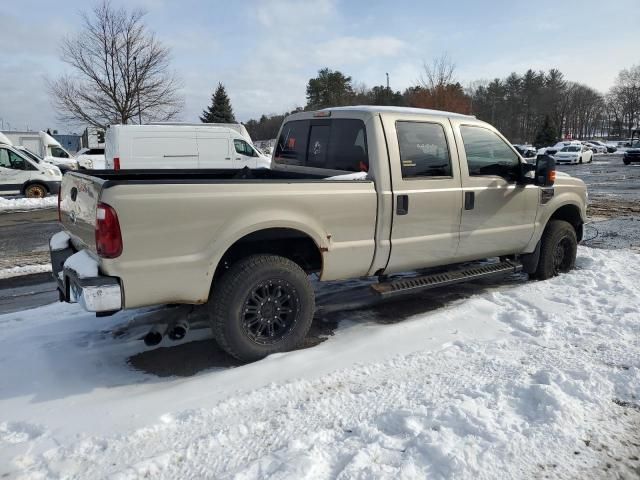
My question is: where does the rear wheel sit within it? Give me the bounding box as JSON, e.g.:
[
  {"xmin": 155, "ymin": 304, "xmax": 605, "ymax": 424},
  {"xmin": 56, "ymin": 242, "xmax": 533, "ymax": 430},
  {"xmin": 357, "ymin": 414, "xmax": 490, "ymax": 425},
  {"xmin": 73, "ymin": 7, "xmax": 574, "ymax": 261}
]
[
  {"xmin": 208, "ymin": 254, "xmax": 314, "ymax": 362},
  {"xmin": 24, "ymin": 183, "xmax": 47, "ymax": 198},
  {"xmin": 533, "ymin": 220, "xmax": 577, "ymax": 280}
]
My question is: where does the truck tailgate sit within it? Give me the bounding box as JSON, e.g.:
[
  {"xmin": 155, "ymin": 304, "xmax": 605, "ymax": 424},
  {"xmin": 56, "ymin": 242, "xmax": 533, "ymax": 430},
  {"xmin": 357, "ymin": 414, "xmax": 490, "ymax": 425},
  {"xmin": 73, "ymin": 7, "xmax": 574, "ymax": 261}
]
[{"xmin": 59, "ymin": 172, "xmax": 105, "ymax": 252}]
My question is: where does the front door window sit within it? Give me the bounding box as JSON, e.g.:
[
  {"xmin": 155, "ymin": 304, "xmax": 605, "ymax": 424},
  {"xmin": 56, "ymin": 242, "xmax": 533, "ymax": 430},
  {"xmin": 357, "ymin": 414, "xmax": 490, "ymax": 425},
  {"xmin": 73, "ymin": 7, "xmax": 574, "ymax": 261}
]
[{"xmin": 460, "ymin": 126, "xmax": 520, "ymax": 182}]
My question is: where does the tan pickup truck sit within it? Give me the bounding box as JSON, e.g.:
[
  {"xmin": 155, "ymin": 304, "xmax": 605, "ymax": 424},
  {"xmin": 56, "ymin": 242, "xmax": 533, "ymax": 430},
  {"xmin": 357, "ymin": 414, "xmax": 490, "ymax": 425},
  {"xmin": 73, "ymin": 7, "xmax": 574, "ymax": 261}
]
[{"xmin": 50, "ymin": 106, "xmax": 587, "ymax": 362}]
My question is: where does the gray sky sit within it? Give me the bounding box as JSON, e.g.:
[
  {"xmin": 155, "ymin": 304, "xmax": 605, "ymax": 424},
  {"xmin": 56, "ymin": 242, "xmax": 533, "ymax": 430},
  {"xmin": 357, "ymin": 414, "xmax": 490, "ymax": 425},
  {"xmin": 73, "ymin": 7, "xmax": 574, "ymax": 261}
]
[{"xmin": 1, "ymin": 0, "xmax": 639, "ymax": 133}]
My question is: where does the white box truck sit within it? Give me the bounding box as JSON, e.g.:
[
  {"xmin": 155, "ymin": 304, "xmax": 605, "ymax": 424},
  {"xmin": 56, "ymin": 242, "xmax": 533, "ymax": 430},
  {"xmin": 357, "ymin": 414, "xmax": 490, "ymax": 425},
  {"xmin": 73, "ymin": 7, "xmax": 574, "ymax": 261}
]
[{"xmin": 1, "ymin": 131, "xmax": 78, "ymax": 171}]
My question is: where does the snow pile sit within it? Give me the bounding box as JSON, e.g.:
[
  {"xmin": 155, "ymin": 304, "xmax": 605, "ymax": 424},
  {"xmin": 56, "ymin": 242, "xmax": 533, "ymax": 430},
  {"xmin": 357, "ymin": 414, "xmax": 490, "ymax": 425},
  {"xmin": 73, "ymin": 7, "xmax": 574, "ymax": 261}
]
[
  {"xmin": 0, "ymin": 247, "xmax": 639, "ymax": 478},
  {"xmin": 0, "ymin": 264, "xmax": 52, "ymax": 280},
  {"xmin": 63, "ymin": 250, "xmax": 98, "ymax": 278},
  {"xmin": 49, "ymin": 231, "xmax": 70, "ymax": 251},
  {"xmin": 0, "ymin": 196, "xmax": 57, "ymax": 212}
]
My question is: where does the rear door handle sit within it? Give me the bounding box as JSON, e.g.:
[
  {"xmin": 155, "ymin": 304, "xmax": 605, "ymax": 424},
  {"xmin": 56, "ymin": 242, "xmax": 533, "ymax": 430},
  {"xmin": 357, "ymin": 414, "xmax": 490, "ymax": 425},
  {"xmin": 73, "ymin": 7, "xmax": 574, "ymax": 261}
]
[
  {"xmin": 396, "ymin": 194, "xmax": 409, "ymax": 215},
  {"xmin": 464, "ymin": 191, "xmax": 475, "ymax": 210}
]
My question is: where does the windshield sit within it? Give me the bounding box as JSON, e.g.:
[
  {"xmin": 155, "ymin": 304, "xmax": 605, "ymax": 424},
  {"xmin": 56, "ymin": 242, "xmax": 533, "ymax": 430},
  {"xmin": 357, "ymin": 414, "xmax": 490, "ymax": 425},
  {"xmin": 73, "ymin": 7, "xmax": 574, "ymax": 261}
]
[
  {"xmin": 18, "ymin": 148, "xmax": 42, "ymax": 163},
  {"xmin": 561, "ymin": 146, "xmax": 581, "ymax": 152}
]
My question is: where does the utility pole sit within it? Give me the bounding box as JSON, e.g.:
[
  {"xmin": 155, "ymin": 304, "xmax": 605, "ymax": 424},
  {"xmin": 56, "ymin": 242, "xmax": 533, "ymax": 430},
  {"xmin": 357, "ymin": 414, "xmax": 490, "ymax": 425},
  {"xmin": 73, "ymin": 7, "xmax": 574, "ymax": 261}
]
[
  {"xmin": 386, "ymin": 72, "xmax": 389, "ymax": 89},
  {"xmin": 134, "ymin": 56, "xmax": 142, "ymax": 125}
]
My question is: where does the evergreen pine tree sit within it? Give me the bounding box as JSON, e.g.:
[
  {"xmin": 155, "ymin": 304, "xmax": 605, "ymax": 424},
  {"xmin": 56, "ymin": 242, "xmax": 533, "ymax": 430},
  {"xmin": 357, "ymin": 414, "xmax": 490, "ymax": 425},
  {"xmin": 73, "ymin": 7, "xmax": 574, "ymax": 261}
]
[
  {"xmin": 200, "ymin": 83, "xmax": 236, "ymax": 123},
  {"xmin": 534, "ymin": 115, "xmax": 558, "ymax": 148}
]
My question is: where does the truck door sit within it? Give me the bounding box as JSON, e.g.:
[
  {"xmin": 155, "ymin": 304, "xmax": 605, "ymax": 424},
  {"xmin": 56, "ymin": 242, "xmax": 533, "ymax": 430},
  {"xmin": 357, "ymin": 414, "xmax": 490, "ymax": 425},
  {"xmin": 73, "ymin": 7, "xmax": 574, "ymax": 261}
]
[
  {"xmin": 0, "ymin": 147, "xmax": 33, "ymax": 193},
  {"xmin": 450, "ymin": 120, "xmax": 538, "ymax": 260},
  {"xmin": 232, "ymin": 138, "xmax": 258, "ymax": 169},
  {"xmin": 382, "ymin": 114, "xmax": 463, "ymax": 274}
]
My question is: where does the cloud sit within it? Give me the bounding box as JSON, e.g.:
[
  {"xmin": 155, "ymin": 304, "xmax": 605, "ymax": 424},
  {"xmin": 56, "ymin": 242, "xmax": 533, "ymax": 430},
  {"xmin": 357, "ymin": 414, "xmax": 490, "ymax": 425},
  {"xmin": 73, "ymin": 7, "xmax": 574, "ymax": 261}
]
[
  {"xmin": 314, "ymin": 36, "xmax": 406, "ymax": 66},
  {"xmin": 0, "ymin": 14, "xmax": 70, "ymax": 57},
  {"xmin": 254, "ymin": 0, "xmax": 336, "ymax": 29}
]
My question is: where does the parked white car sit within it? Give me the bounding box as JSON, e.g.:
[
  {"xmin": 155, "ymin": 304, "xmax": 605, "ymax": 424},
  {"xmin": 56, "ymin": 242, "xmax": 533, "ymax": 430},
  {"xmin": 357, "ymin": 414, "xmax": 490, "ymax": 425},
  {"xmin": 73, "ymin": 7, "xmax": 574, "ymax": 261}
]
[
  {"xmin": 583, "ymin": 142, "xmax": 607, "ymax": 154},
  {"xmin": 105, "ymin": 125, "xmax": 271, "ymax": 170},
  {"xmin": 76, "ymin": 147, "xmax": 106, "ymax": 170},
  {"xmin": 0, "ymin": 143, "xmax": 62, "ymax": 197},
  {"xmin": 538, "ymin": 141, "xmax": 581, "ymax": 156},
  {"xmin": 553, "ymin": 145, "xmax": 593, "ymax": 164}
]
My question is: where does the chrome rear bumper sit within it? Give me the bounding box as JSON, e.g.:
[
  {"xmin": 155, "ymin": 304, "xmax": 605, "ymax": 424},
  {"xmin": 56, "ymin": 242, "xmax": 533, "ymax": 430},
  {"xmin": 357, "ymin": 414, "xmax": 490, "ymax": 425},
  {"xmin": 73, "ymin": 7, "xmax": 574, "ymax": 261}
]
[{"xmin": 50, "ymin": 236, "xmax": 122, "ymax": 313}]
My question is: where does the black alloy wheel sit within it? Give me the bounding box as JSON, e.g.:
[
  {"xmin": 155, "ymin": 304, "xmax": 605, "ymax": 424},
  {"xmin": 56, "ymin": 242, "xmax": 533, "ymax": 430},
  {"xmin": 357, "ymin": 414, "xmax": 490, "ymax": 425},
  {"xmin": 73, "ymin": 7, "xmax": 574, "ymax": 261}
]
[{"xmin": 241, "ymin": 279, "xmax": 300, "ymax": 345}]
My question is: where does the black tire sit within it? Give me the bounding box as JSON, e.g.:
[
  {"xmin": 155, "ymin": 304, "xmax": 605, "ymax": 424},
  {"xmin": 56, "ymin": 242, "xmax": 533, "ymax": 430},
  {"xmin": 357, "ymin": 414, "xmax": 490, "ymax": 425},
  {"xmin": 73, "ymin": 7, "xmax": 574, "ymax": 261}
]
[
  {"xmin": 24, "ymin": 183, "xmax": 48, "ymax": 198},
  {"xmin": 533, "ymin": 220, "xmax": 577, "ymax": 280},
  {"xmin": 624, "ymin": 160, "xmax": 630, "ymax": 165},
  {"xmin": 208, "ymin": 254, "xmax": 314, "ymax": 362}
]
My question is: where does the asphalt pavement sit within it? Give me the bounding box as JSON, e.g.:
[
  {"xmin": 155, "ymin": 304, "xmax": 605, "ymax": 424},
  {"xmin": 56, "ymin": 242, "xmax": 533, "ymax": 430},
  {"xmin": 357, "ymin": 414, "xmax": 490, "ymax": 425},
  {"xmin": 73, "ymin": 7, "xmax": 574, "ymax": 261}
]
[{"xmin": 0, "ymin": 208, "xmax": 61, "ymax": 269}]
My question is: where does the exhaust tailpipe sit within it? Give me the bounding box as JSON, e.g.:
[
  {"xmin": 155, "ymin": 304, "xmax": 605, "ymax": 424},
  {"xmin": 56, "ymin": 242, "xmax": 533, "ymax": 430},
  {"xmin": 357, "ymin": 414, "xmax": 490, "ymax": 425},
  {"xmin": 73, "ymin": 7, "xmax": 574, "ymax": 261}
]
[
  {"xmin": 167, "ymin": 321, "xmax": 189, "ymax": 341},
  {"xmin": 143, "ymin": 324, "xmax": 168, "ymax": 346}
]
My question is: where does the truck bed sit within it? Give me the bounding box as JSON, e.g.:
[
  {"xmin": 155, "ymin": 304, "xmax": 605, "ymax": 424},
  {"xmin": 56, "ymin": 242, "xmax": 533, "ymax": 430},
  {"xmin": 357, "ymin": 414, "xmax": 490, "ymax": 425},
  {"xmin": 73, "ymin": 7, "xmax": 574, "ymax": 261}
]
[{"xmin": 82, "ymin": 168, "xmax": 335, "ymax": 185}]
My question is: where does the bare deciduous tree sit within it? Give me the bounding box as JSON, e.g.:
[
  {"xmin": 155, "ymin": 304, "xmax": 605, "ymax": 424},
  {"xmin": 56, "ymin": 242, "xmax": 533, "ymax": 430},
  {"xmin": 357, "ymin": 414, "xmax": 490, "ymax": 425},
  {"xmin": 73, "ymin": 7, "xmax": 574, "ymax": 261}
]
[
  {"xmin": 48, "ymin": 0, "xmax": 183, "ymax": 128},
  {"xmin": 610, "ymin": 65, "xmax": 640, "ymax": 137},
  {"xmin": 419, "ymin": 54, "xmax": 456, "ymax": 91}
]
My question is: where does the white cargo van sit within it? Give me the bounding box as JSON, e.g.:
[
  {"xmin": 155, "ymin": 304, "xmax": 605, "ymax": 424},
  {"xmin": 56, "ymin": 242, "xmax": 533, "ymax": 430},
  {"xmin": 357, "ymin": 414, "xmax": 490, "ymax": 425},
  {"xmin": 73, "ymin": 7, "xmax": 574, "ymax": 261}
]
[
  {"xmin": 1, "ymin": 131, "xmax": 78, "ymax": 171},
  {"xmin": 104, "ymin": 125, "xmax": 271, "ymax": 170},
  {"xmin": 0, "ymin": 142, "xmax": 62, "ymax": 197}
]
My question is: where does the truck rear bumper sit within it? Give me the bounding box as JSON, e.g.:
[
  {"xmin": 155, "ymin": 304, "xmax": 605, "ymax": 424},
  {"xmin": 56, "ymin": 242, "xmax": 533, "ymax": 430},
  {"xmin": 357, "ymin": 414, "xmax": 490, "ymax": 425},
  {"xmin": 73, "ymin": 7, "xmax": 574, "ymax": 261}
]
[{"xmin": 50, "ymin": 237, "xmax": 122, "ymax": 313}]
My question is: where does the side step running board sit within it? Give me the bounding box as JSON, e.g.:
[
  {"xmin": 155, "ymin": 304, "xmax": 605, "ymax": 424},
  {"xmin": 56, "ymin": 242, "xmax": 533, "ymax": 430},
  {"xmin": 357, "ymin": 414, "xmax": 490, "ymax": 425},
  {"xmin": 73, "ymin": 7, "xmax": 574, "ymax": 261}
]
[{"xmin": 371, "ymin": 260, "xmax": 523, "ymax": 297}]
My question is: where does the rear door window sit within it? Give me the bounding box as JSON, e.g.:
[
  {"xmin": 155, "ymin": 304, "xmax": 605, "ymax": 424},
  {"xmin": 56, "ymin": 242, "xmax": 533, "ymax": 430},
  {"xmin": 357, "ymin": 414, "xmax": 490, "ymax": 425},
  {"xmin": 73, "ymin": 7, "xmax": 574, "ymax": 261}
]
[
  {"xmin": 396, "ymin": 121, "xmax": 452, "ymax": 178},
  {"xmin": 274, "ymin": 119, "xmax": 368, "ymax": 172}
]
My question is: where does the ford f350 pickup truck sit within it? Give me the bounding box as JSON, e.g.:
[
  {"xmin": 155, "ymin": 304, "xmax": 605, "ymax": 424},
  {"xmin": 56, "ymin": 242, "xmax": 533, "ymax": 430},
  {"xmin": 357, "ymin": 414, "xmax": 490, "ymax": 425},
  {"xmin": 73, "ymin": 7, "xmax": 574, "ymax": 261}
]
[{"xmin": 50, "ymin": 106, "xmax": 587, "ymax": 362}]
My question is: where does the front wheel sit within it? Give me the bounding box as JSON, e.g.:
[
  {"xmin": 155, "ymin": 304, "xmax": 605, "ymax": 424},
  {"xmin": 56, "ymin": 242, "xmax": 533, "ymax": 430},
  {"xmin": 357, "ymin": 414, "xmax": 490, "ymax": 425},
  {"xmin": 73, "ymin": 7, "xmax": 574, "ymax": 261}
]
[
  {"xmin": 24, "ymin": 183, "xmax": 48, "ymax": 198},
  {"xmin": 532, "ymin": 220, "xmax": 577, "ymax": 280},
  {"xmin": 208, "ymin": 254, "xmax": 315, "ymax": 362}
]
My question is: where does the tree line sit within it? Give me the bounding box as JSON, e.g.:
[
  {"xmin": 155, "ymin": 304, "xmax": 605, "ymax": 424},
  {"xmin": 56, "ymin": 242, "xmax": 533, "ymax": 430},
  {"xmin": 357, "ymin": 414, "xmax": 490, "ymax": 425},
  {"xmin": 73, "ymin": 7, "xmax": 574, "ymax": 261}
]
[
  {"xmin": 49, "ymin": 2, "xmax": 639, "ymax": 147},
  {"xmin": 236, "ymin": 60, "xmax": 640, "ymax": 145}
]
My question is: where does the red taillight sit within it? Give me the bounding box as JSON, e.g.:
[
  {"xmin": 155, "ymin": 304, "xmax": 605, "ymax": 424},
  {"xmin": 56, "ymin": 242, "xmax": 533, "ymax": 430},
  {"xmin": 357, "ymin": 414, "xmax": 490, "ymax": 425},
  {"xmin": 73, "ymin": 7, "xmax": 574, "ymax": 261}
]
[
  {"xmin": 113, "ymin": 157, "xmax": 120, "ymax": 171},
  {"xmin": 95, "ymin": 202, "xmax": 122, "ymax": 258},
  {"xmin": 57, "ymin": 188, "xmax": 62, "ymax": 222}
]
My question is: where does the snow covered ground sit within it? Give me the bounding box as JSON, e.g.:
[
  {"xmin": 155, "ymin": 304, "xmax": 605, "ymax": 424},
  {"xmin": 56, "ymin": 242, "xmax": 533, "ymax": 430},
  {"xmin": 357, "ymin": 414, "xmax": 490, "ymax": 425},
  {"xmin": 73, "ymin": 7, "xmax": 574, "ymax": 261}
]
[
  {"xmin": 0, "ymin": 196, "xmax": 57, "ymax": 213},
  {"xmin": 1, "ymin": 246, "xmax": 639, "ymax": 478},
  {"xmin": 0, "ymin": 264, "xmax": 52, "ymax": 280}
]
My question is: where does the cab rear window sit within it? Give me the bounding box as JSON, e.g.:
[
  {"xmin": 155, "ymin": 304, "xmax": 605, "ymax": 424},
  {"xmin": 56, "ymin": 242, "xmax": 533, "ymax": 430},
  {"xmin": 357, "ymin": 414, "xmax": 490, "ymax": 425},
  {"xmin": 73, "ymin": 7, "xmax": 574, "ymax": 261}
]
[{"xmin": 274, "ymin": 119, "xmax": 368, "ymax": 172}]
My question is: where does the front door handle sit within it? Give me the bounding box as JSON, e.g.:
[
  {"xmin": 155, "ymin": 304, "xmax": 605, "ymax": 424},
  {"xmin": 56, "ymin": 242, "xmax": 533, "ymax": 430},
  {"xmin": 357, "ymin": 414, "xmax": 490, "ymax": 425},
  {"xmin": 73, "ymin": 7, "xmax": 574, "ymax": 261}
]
[
  {"xmin": 464, "ymin": 191, "xmax": 475, "ymax": 210},
  {"xmin": 397, "ymin": 194, "xmax": 409, "ymax": 215}
]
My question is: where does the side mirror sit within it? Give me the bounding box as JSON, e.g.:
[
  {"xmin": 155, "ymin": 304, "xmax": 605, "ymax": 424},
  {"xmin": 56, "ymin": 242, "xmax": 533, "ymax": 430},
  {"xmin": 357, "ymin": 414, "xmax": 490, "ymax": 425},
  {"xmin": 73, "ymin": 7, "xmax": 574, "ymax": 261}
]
[
  {"xmin": 535, "ymin": 154, "xmax": 556, "ymax": 187},
  {"xmin": 519, "ymin": 161, "xmax": 536, "ymax": 184}
]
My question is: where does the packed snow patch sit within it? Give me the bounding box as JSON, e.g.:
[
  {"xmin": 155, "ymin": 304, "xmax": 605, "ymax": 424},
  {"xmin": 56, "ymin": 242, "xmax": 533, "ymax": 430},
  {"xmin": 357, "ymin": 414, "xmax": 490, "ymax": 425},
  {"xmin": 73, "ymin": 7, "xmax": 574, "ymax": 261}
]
[
  {"xmin": 63, "ymin": 250, "xmax": 98, "ymax": 278},
  {"xmin": 0, "ymin": 264, "xmax": 52, "ymax": 280},
  {"xmin": 0, "ymin": 247, "xmax": 639, "ymax": 478},
  {"xmin": 49, "ymin": 231, "xmax": 70, "ymax": 251},
  {"xmin": 0, "ymin": 196, "xmax": 57, "ymax": 212}
]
